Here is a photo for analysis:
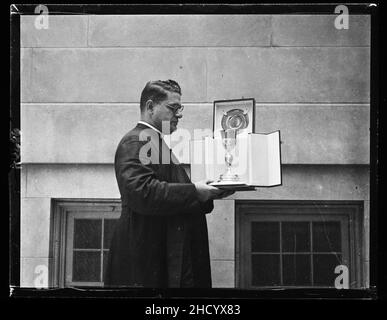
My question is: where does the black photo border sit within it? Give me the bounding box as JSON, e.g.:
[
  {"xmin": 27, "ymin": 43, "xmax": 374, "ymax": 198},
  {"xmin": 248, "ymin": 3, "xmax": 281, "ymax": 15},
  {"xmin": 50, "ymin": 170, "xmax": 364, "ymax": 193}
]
[{"xmin": 8, "ymin": 3, "xmax": 383, "ymax": 306}]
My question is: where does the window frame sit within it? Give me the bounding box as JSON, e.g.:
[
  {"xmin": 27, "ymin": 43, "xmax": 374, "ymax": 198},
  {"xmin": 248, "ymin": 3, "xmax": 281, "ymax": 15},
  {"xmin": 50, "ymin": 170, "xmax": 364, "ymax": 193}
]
[
  {"xmin": 49, "ymin": 199, "xmax": 121, "ymax": 288},
  {"xmin": 235, "ymin": 200, "xmax": 364, "ymax": 289}
]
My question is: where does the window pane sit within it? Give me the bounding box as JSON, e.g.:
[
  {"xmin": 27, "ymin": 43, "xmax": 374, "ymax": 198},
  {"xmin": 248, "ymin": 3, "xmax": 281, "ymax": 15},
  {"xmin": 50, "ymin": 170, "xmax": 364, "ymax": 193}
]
[
  {"xmin": 74, "ymin": 219, "xmax": 102, "ymax": 249},
  {"xmin": 313, "ymin": 254, "xmax": 342, "ymax": 287},
  {"xmin": 251, "ymin": 254, "xmax": 280, "ymax": 286},
  {"xmin": 73, "ymin": 251, "xmax": 101, "ymax": 282},
  {"xmin": 103, "ymin": 250, "xmax": 109, "ymax": 282},
  {"xmin": 283, "ymin": 254, "xmax": 311, "ymax": 286},
  {"xmin": 312, "ymin": 221, "xmax": 341, "ymax": 252},
  {"xmin": 282, "ymin": 222, "xmax": 310, "ymax": 252},
  {"xmin": 104, "ymin": 219, "xmax": 118, "ymax": 249},
  {"xmin": 251, "ymin": 222, "xmax": 280, "ymax": 252}
]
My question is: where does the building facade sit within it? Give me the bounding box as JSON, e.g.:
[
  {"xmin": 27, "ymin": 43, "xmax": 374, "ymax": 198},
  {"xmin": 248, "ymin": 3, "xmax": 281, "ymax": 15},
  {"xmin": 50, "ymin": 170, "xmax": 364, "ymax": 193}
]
[{"xmin": 20, "ymin": 14, "xmax": 370, "ymax": 288}]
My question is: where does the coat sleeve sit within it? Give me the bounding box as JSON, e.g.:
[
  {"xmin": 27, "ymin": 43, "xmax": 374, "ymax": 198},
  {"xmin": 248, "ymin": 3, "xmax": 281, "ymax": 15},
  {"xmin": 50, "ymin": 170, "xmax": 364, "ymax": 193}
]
[{"xmin": 116, "ymin": 138, "xmax": 213, "ymax": 216}]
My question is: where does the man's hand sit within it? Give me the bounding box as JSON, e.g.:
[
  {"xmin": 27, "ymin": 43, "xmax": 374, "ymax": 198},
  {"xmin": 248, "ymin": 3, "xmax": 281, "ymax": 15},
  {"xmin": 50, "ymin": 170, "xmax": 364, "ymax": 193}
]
[
  {"xmin": 216, "ymin": 189, "xmax": 235, "ymax": 199},
  {"xmin": 194, "ymin": 180, "xmax": 235, "ymax": 202}
]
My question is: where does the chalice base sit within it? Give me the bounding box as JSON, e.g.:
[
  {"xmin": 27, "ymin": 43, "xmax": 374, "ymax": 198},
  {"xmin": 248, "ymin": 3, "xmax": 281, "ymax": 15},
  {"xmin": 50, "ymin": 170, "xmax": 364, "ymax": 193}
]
[{"xmin": 219, "ymin": 172, "xmax": 240, "ymax": 182}]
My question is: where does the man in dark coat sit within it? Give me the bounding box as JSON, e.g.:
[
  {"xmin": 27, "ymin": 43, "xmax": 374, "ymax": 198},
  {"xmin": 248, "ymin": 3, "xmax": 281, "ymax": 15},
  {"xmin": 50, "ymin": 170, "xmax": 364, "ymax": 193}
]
[{"xmin": 105, "ymin": 80, "xmax": 233, "ymax": 288}]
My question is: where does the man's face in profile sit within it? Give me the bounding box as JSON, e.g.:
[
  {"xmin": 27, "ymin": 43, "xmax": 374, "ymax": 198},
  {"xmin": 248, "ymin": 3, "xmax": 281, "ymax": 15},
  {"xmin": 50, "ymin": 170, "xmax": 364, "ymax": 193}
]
[{"xmin": 152, "ymin": 91, "xmax": 183, "ymax": 134}]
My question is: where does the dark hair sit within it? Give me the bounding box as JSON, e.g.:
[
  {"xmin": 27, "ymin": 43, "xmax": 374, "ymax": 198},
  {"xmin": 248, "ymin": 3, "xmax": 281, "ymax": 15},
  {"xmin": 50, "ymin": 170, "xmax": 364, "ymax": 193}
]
[{"xmin": 140, "ymin": 80, "xmax": 181, "ymax": 112}]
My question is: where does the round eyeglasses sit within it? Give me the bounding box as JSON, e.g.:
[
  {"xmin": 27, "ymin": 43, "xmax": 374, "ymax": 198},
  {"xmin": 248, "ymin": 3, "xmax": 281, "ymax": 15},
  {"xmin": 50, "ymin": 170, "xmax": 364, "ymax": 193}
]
[{"xmin": 165, "ymin": 103, "xmax": 184, "ymax": 115}]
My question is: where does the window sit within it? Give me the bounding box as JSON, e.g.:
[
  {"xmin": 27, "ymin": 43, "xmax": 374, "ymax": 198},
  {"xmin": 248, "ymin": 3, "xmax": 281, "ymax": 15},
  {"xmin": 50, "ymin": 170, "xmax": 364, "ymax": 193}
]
[
  {"xmin": 50, "ymin": 200, "xmax": 121, "ymax": 288},
  {"xmin": 236, "ymin": 201, "xmax": 363, "ymax": 289}
]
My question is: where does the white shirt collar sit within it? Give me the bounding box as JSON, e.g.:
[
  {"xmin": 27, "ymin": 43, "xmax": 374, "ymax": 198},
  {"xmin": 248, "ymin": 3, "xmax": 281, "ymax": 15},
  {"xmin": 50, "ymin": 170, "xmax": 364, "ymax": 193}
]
[{"xmin": 138, "ymin": 121, "xmax": 163, "ymax": 138}]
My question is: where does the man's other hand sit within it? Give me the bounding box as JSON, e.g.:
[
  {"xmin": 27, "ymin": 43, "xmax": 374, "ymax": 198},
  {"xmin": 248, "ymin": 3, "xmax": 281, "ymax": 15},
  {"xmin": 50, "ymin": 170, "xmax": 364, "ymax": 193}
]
[
  {"xmin": 215, "ymin": 189, "xmax": 235, "ymax": 199},
  {"xmin": 194, "ymin": 180, "xmax": 235, "ymax": 202}
]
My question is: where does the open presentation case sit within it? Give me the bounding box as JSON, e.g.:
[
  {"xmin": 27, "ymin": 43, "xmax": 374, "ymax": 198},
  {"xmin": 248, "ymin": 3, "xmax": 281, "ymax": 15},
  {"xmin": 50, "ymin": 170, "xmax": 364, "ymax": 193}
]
[{"xmin": 190, "ymin": 130, "xmax": 282, "ymax": 190}]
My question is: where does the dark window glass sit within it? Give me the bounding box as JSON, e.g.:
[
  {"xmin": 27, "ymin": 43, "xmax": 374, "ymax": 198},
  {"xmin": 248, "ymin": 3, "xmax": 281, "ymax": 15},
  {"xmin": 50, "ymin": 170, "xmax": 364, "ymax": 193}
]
[
  {"xmin": 282, "ymin": 222, "xmax": 310, "ymax": 252},
  {"xmin": 313, "ymin": 254, "xmax": 342, "ymax": 286},
  {"xmin": 103, "ymin": 250, "xmax": 109, "ymax": 281},
  {"xmin": 103, "ymin": 219, "xmax": 118, "ymax": 249},
  {"xmin": 251, "ymin": 254, "xmax": 280, "ymax": 286},
  {"xmin": 251, "ymin": 222, "xmax": 280, "ymax": 252},
  {"xmin": 283, "ymin": 254, "xmax": 311, "ymax": 286},
  {"xmin": 73, "ymin": 251, "xmax": 101, "ymax": 282},
  {"xmin": 74, "ymin": 219, "xmax": 102, "ymax": 249},
  {"xmin": 313, "ymin": 221, "xmax": 341, "ymax": 252}
]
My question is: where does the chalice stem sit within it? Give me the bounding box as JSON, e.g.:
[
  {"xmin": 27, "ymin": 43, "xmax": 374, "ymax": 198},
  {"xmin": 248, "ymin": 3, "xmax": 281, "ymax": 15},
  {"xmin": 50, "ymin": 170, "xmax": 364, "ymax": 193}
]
[{"xmin": 226, "ymin": 153, "xmax": 231, "ymax": 170}]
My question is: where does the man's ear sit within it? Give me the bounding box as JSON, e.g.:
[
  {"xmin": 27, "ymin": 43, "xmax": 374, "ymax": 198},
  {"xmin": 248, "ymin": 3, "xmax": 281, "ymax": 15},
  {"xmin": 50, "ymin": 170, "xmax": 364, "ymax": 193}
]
[{"xmin": 145, "ymin": 99, "xmax": 154, "ymax": 114}]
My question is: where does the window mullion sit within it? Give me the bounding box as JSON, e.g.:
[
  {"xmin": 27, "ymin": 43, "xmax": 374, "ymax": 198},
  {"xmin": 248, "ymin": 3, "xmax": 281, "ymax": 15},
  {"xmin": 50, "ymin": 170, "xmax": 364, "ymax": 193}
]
[
  {"xmin": 279, "ymin": 222, "xmax": 283, "ymax": 286},
  {"xmin": 100, "ymin": 218, "xmax": 105, "ymax": 283},
  {"xmin": 310, "ymin": 222, "xmax": 314, "ymax": 286}
]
